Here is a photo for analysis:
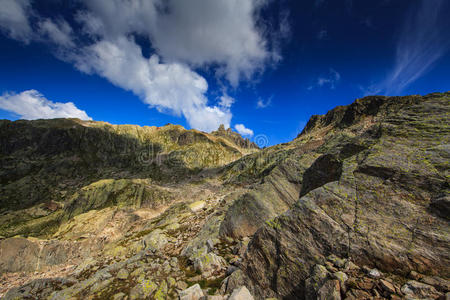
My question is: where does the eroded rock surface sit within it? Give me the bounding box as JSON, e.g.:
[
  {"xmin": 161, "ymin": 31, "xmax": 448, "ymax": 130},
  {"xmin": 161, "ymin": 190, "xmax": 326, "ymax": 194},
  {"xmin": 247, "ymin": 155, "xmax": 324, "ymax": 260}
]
[
  {"xmin": 232, "ymin": 93, "xmax": 450, "ymax": 299},
  {"xmin": 1, "ymin": 93, "xmax": 449, "ymax": 299}
]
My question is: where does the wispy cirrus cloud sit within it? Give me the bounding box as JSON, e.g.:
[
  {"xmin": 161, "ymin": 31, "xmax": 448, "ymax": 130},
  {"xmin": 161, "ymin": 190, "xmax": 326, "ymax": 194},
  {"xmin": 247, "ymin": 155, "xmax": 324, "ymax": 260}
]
[
  {"xmin": 308, "ymin": 68, "xmax": 341, "ymax": 90},
  {"xmin": 256, "ymin": 95, "xmax": 273, "ymax": 109},
  {"xmin": 365, "ymin": 0, "xmax": 450, "ymax": 95}
]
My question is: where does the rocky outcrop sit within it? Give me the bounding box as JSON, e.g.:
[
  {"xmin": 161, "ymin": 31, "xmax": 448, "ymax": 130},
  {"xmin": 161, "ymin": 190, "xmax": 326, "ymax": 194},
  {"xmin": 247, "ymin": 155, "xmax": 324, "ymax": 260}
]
[
  {"xmin": 232, "ymin": 92, "xmax": 450, "ymax": 299},
  {"xmin": 211, "ymin": 124, "xmax": 259, "ymax": 150},
  {"xmin": 0, "ymin": 237, "xmax": 82, "ymax": 273}
]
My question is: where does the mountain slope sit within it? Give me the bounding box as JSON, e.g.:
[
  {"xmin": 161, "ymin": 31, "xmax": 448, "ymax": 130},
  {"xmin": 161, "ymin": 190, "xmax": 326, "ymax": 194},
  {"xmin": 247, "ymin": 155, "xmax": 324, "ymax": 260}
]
[
  {"xmin": 223, "ymin": 92, "xmax": 450, "ymax": 299},
  {"xmin": 0, "ymin": 119, "xmax": 258, "ymax": 238},
  {"xmin": 0, "ymin": 92, "xmax": 449, "ymax": 300}
]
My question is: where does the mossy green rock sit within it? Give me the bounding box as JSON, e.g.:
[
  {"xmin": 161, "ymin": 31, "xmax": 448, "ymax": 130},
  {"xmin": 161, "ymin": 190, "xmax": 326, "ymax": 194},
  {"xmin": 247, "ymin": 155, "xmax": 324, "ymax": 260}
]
[
  {"xmin": 0, "ymin": 119, "xmax": 258, "ymax": 236},
  {"xmin": 235, "ymin": 93, "xmax": 450, "ymax": 299}
]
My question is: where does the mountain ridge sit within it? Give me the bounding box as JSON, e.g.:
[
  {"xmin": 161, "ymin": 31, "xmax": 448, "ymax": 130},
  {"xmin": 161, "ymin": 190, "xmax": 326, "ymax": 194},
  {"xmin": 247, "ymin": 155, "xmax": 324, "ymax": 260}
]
[{"xmin": 0, "ymin": 92, "xmax": 449, "ymax": 299}]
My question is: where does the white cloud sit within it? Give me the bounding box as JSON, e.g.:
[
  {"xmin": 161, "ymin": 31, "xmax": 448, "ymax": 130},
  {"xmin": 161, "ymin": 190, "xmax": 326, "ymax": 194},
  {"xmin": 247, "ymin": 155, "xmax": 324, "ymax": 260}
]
[
  {"xmin": 79, "ymin": 0, "xmax": 276, "ymax": 87},
  {"xmin": 72, "ymin": 36, "xmax": 230, "ymax": 132},
  {"xmin": 38, "ymin": 19, "xmax": 75, "ymax": 47},
  {"xmin": 0, "ymin": 0, "xmax": 32, "ymax": 42},
  {"xmin": 365, "ymin": 0, "xmax": 450, "ymax": 95},
  {"xmin": 0, "ymin": 90, "xmax": 91, "ymax": 120},
  {"xmin": 0, "ymin": 0, "xmax": 288, "ymax": 132},
  {"xmin": 256, "ymin": 96, "xmax": 272, "ymax": 109},
  {"xmin": 219, "ymin": 95, "xmax": 235, "ymax": 109},
  {"xmin": 234, "ymin": 124, "xmax": 254, "ymax": 137},
  {"xmin": 309, "ymin": 68, "xmax": 341, "ymax": 90}
]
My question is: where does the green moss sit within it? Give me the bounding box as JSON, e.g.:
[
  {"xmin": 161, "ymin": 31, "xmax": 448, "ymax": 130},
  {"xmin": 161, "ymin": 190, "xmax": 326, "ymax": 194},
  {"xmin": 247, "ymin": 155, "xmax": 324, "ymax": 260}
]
[{"xmin": 266, "ymin": 218, "xmax": 282, "ymax": 230}]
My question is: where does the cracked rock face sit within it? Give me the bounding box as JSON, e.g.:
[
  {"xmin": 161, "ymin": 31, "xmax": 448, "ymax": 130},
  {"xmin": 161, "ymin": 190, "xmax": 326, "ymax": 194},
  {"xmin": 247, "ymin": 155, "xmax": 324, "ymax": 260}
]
[{"xmin": 234, "ymin": 93, "xmax": 450, "ymax": 299}]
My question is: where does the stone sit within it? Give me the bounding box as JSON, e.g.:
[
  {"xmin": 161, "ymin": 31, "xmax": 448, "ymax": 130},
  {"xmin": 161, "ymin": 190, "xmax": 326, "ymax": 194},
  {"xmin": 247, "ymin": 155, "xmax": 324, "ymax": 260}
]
[
  {"xmin": 344, "ymin": 261, "xmax": 359, "ymax": 271},
  {"xmin": 131, "ymin": 267, "xmax": 145, "ymax": 278},
  {"xmin": 325, "ymin": 261, "xmax": 339, "ymax": 273},
  {"xmin": 129, "ymin": 280, "xmax": 157, "ymax": 300},
  {"xmin": 332, "ymin": 271, "xmax": 348, "ymax": 287},
  {"xmin": 229, "ymin": 286, "xmax": 254, "ymax": 300},
  {"xmin": 113, "ymin": 292, "xmax": 126, "ymax": 300},
  {"xmin": 345, "ymin": 289, "xmax": 371, "ymax": 299},
  {"xmin": 162, "ymin": 261, "xmax": 171, "ymax": 273},
  {"xmin": 90, "ymin": 278, "xmax": 113, "ymax": 293},
  {"xmin": 227, "ymin": 266, "xmax": 239, "ymax": 276},
  {"xmin": 189, "ymin": 201, "xmax": 206, "ymax": 213},
  {"xmin": 117, "ymin": 268, "xmax": 129, "ymax": 280},
  {"xmin": 401, "ymin": 280, "xmax": 440, "ymax": 299},
  {"xmin": 369, "ymin": 269, "xmax": 381, "ymax": 279},
  {"xmin": 305, "ymin": 265, "xmax": 330, "ymax": 300},
  {"xmin": 176, "ymin": 281, "xmax": 188, "ymax": 290},
  {"xmin": 206, "ymin": 239, "xmax": 215, "ymax": 252},
  {"xmin": 317, "ymin": 280, "xmax": 341, "ymax": 300},
  {"xmin": 208, "ymin": 296, "xmax": 225, "ymax": 300},
  {"xmin": 170, "ymin": 256, "xmax": 179, "ymax": 268},
  {"xmin": 421, "ymin": 275, "xmax": 450, "ymax": 292},
  {"xmin": 379, "ymin": 279, "xmax": 396, "ymax": 294},
  {"xmin": 364, "ymin": 268, "xmax": 381, "ymax": 279},
  {"xmin": 328, "ymin": 255, "xmax": 346, "ymax": 269},
  {"xmin": 179, "ymin": 284, "xmax": 204, "ymax": 300},
  {"xmin": 429, "ymin": 195, "xmax": 450, "ymax": 220},
  {"xmin": 357, "ymin": 278, "xmax": 374, "ymax": 290},
  {"xmin": 167, "ymin": 277, "xmax": 176, "ymax": 287},
  {"xmin": 73, "ymin": 257, "xmax": 97, "ymax": 277},
  {"xmin": 154, "ymin": 280, "xmax": 168, "ymax": 300},
  {"xmin": 165, "ymin": 222, "xmax": 181, "ymax": 231},
  {"xmin": 191, "ymin": 246, "xmax": 227, "ymax": 277},
  {"xmin": 409, "ymin": 271, "xmax": 423, "ymax": 280},
  {"xmin": 142, "ymin": 229, "xmax": 169, "ymax": 252},
  {"xmin": 4, "ymin": 278, "xmax": 76, "ymax": 300}
]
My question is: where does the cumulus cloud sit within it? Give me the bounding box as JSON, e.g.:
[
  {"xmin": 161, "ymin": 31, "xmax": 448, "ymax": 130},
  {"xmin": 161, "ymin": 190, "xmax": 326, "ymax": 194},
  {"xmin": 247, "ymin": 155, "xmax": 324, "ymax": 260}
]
[
  {"xmin": 0, "ymin": 0, "xmax": 286, "ymax": 132},
  {"xmin": 365, "ymin": 0, "xmax": 450, "ymax": 95},
  {"xmin": 0, "ymin": 90, "xmax": 91, "ymax": 120},
  {"xmin": 70, "ymin": 36, "xmax": 230, "ymax": 132},
  {"xmin": 234, "ymin": 124, "xmax": 254, "ymax": 137},
  {"xmin": 0, "ymin": 0, "xmax": 32, "ymax": 42},
  {"xmin": 76, "ymin": 0, "xmax": 276, "ymax": 86}
]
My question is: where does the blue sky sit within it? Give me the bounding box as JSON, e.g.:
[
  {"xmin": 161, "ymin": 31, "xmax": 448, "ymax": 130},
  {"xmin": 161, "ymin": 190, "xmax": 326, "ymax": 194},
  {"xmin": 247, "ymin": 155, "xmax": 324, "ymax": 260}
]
[{"xmin": 0, "ymin": 0, "xmax": 449, "ymax": 146}]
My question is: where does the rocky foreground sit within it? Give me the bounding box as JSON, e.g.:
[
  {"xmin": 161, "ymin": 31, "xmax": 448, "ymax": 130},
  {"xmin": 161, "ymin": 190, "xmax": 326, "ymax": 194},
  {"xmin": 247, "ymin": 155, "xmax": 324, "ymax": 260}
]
[{"xmin": 0, "ymin": 92, "xmax": 449, "ymax": 299}]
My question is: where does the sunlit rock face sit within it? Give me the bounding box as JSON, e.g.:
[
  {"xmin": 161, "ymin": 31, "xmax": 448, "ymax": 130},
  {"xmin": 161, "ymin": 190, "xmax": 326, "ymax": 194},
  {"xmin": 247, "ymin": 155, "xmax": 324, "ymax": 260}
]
[
  {"xmin": 227, "ymin": 92, "xmax": 450, "ymax": 299},
  {"xmin": 1, "ymin": 92, "xmax": 449, "ymax": 300}
]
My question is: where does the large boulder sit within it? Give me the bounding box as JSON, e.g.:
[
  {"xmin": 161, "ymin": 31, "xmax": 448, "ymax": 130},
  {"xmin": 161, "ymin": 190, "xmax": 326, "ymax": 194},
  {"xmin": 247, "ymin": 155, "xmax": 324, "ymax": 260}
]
[{"xmin": 179, "ymin": 284, "xmax": 204, "ymax": 300}]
